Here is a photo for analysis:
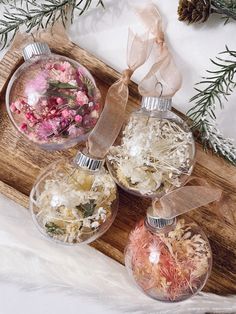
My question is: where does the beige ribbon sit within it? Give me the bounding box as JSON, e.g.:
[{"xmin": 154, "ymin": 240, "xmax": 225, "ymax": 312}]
[
  {"xmin": 135, "ymin": 3, "xmax": 182, "ymax": 98},
  {"xmin": 87, "ymin": 3, "xmax": 183, "ymax": 159},
  {"xmin": 87, "ymin": 30, "xmax": 151, "ymax": 159},
  {"xmin": 153, "ymin": 177, "xmax": 222, "ymax": 219}
]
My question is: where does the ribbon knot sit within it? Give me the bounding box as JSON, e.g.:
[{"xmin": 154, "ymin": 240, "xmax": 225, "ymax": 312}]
[
  {"xmin": 121, "ymin": 68, "xmax": 134, "ymax": 85},
  {"xmin": 156, "ymin": 34, "xmax": 164, "ymax": 46},
  {"xmin": 87, "ymin": 30, "xmax": 151, "ymax": 159},
  {"xmin": 136, "ymin": 3, "xmax": 182, "ymax": 98}
]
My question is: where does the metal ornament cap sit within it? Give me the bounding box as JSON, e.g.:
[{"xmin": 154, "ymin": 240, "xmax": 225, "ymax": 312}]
[
  {"xmin": 74, "ymin": 151, "xmax": 104, "ymax": 171},
  {"xmin": 23, "ymin": 42, "xmax": 51, "ymax": 61},
  {"xmin": 141, "ymin": 97, "xmax": 172, "ymax": 112},
  {"xmin": 145, "ymin": 206, "xmax": 175, "ymax": 231}
]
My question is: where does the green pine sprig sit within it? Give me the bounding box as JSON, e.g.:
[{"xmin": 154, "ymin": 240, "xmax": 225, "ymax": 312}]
[
  {"xmin": 212, "ymin": 0, "xmax": 236, "ymax": 23},
  {"xmin": 187, "ymin": 46, "xmax": 236, "ymax": 165},
  {"xmin": 0, "ymin": 0, "xmax": 104, "ymax": 49}
]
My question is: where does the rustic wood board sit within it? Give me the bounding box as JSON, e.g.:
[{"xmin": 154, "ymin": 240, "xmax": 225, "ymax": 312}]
[{"xmin": 0, "ymin": 27, "xmax": 236, "ymax": 297}]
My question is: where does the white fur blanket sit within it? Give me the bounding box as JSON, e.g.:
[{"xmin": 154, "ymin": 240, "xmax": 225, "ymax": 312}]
[{"xmin": 0, "ymin": 193, "xmax": 235, "ymax": 314}]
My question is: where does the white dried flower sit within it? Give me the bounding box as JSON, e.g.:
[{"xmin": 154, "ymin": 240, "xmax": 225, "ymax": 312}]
[
  {"xmin": 91, "ymin": 221, "xmax": 100, "ymax": 229},
  {"xmin": 34, "ymin": 166, "xmax": 117, "ymax": 244},
  {"xmin": 68, "ymin": 80, "xmax": 78, "ymax": 86},
  {"xmin": 108, "ymin": 115, "xmax": 194, "ymax": 196}
]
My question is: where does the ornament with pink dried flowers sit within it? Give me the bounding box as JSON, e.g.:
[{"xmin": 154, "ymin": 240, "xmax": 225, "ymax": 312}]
[
  {"xmin": 125, "ymin": 209, "xmax": 212, "ymax": 302},
  {"xmin": 6, "ymin": 42, "xmax": 101, "ymax": 150}
]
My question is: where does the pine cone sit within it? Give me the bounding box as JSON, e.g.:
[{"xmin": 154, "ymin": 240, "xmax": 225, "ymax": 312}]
[{"xmin": 178, "ymin": 0, "xmax": 211, "ymax": 23}]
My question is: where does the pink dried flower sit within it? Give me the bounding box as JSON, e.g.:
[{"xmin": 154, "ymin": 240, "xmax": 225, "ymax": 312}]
[
  {"xmin": 20, "ymin": 123, "xmax": 27, "ymax": 132},
  {"xmin": 25, "ymin": 112, "xmax": 38, "ymax": 123},
  {"xmin": 56, "ymin": 97, "xmax": 64, "ymax": 105},
  {"xmin": 76, "ymin": 91, "xmax": 89, "ymax": 106},
  {"xmin": 15, "ymin": 100, "xmax": 24, "ymax": 110},
  {"xmin": 61, "ymin": 109, "xmax": 71, "ymax": 118},
  {"xmin": 53, "ymin": 61, "xmax": 71, "ymax": 72},
  {"xmin": 94, "ymin": 103, "xmax": 100, "ymax": 111},
  {"xmin": 68, "ymin": 125, "xmax": 77, "ymax": 137},
  {"xmin": 37, "ymin": 121, "xmax": 54, "ymax": 139},
  {"xmin": 90, "ymin": 118, "xmax": 98, "ymax": 127},
  {"xmin": 25, "ymin": 72, "xmax": 48, "ymax": 95},
  {"xmin": 10, "ymin": 103, "xmax": 17, "ymax": 113},
  {"xmin": 61, "ymin": 109, "xmax": 77, "ymax": 119},
  {"xmin": 36, "ymin": 118, "xmax": 61, "ymax": 140},
  {"xmin": 10, "ymin": 100, "xmax": 25, "ymax": 113},
  {"xmin": 50, "ymin": 61, "xmax": 76, "ymax": 83},
  {"xmin": 75, "ymin": 115, "xmax": 82, "ymax": 123},
  {"xmin": 82, "ymin": 114, "xmax": 97, "ymax": 128},
  {"xmin": 68, "ymin": 125, "xmax": 84, "ymax": 137},
  {"xmin": 77, "ymin": 67, "xmax": 87, "ymax": 76},
  {"xmin": 61, "ymin": 61, "xmax": 73, "ymax": 72},
  {"xmin": 41, "ymin": 100, "xmax": 48, "ymax": 108},
  {"xmin": 45, "ymin": 63, "xmax": 53, "ymax": 70},
  {"xmin": 70, "ymin": 110, "xmax": 77, "ymax": 116}
]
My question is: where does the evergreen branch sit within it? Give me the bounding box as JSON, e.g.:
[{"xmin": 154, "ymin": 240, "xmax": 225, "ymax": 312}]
[
  {"xmin": 187, "ymin": 46, "xmax": 236, "ymax": 166},
  {"xmin": 0, "ymin": 0, "xmax": 104, "ymax": 49},
  {"xmin": 212, "ymin": 0, "xmax": 236, "ymax": 23}
]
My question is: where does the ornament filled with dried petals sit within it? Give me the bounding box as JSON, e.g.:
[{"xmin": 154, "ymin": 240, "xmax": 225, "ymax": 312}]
[
  {"xmin": 6, "ymin": 42, "xmax": 101, "ymax": 150},
  {"xmin": 125, "ymin": 215, "xmax": 212, "ymax": 302},
  {"xmin": 107, "ymin": 98, "xmax": 195, "ymax": 198},
  {"xmin": 30, "ymin": 152, "xmax": 118, "ymax": 245}
]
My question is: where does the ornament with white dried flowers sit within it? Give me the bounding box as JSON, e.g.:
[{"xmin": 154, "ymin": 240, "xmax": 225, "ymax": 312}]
[
  {"xmin": 107, "ymin": 4, "xmax": 195, "ymax": 198},
  {"xmin": 30, "ymin": 153, "xmax": 118, "ymax": 245},
  {"xmin": 107, "ymin": 98, "xmax": 195, "ymax": 198}
]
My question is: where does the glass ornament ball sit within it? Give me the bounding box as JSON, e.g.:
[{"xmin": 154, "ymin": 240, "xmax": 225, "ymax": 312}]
[
  {"xmin": 6, "ymin": 42, "xmax": 101, "ymax": 150},
  {"xmin": 125, "ymin": 217, "xmax": 212, "ymax": 302},
  {"xmin": 107, "ymin": 99, "xmax": 196, "ymax": 198},
  {"xmin": 30, "ymin": 157, "xmax": 118, "ymax": 245}
]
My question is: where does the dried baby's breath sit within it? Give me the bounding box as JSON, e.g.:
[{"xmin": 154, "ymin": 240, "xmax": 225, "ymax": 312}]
[
  {"xmin": 33, "ymin": 165, "xmax": 116, "ymax": 244},
  {"xmin": 108, "ymin": 115, "xmax": 195, "ymax": 196}
]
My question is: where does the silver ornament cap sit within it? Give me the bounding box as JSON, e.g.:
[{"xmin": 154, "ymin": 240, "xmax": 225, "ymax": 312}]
[
  {"xmin": 74, "ymin": 151, "xmax": 104, "ymax": 171},
  {"xmin": 141, "ymin": 97, "xmax": 172, "ymax": 112},
  {"xmin": 23, "ymin": 42, "xmax": 51, "ymax": 61},
  {"xmin": 146, "ymin": 206, "xmax": 175, "ymax": 230}
]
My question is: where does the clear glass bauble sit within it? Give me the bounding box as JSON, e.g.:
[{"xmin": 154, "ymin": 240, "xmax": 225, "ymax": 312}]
[
  {"xmin": 6, "ymin": 46, "xmax": 101, "ymax": 150},
  {"xmin": 30, "ymin": 158, "xmax": 118, "ymax": 245},
  {"xmin": 125, "ymin": 217, "xmax": 212, "ymax": 302},
  {"xmin": 107, "ymin": 108, "xmax": 195, "ymax": 198}
]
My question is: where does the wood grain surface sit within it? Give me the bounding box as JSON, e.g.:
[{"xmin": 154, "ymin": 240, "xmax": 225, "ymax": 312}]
[{"xmin": 0, "ymin": 27, "xmax": 235, "ymax": 297}]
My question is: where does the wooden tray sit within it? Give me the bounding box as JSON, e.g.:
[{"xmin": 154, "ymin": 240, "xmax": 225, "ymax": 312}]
[{"xmin": 0, "ymin": 27, "xmax": 236, "ymax": 297}]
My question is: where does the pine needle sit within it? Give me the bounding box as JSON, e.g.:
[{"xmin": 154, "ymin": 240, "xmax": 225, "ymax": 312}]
[
  {"xmin": 187, "ymin": 46, "xmax": 236, "ymax": 166},
  {"xmin": 0, "ymin": 0, "xmax": 104, "ymax": 50}
]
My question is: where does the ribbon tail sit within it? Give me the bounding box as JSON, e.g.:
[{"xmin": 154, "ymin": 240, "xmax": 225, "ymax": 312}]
[
  {"xmin": 87, "ymin": 81, "xmax": 128, "ymax": 159},
  {"xmin": 154, "ymin": 185, "xmax": 222, "ymax": 219},
  {"xmin": 87, "ymin": 30, "xmax": 152, "ymax": 159}
]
